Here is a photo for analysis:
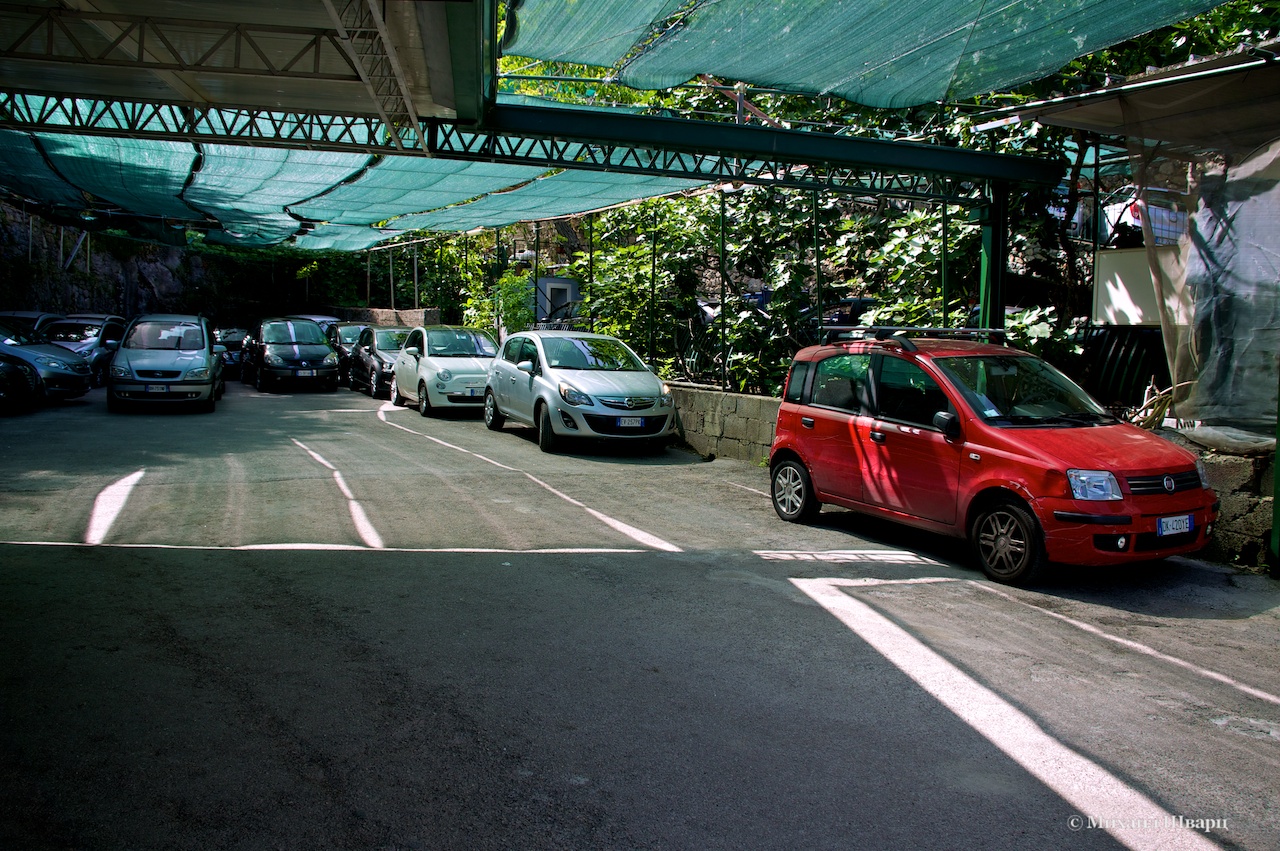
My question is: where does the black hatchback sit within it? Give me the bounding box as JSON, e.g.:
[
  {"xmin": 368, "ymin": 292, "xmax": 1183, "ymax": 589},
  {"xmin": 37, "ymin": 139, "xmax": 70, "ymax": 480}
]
[{"xmin": 242, "ymin": 317, "xmax": 339, "ymax": 392}]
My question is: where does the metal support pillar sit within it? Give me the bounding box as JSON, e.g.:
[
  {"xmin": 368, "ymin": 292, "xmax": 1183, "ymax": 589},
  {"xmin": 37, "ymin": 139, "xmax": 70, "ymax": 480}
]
[
  {"xmin": 650, "ymin": 208, "xmax": 658, "ymax": 363},
  {"xmin": 719, "ymin": 191, "xmax": 728, "ymax": 390},
  {"xmin": 940, "ymin": 204, "xmax": 950, "ymax": 325},
  {"xmin": 813, "ymin": 191, "xmax": 822, "ymax": 339},
  {"xmin": 978, "ymin": 181, "xmax": 1010, "ymax": 329}
]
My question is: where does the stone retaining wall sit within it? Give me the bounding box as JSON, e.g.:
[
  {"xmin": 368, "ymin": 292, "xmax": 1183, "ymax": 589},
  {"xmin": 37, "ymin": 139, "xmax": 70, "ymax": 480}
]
[{"xmin": 670, "ymin": 383, "xmax": 1274, "ymax": 574}]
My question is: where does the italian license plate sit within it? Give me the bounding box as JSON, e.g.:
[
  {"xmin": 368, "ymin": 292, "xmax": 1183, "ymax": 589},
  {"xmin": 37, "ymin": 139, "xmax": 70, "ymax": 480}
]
[
  {"xmin": 1157, "ymin": 514, "xmax": 1193, "ymax": 536},
  {"xmin": 617, "ymin": 416, "xmax": 643, "ymax": 428},
  {"xmin": 466, "ymin": 386, "xmax": 482, "ymax": 396},
  {"xmin": 145, "ymin": 384, "xmax": 168, "ymax": 393},
  {"xmin": 295, "ymin": 369, "xmax": 316, "ymax": 377}
]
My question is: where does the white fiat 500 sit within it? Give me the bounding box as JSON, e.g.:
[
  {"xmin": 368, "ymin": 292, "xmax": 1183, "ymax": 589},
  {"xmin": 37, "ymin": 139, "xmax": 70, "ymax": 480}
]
[
  {"xmin": 484, "ymin": 330, "xmax": 676, "ymax": 452},
  {"xmin": 391, "ymin": 325, "xmax": 498, "ymax": 415}
]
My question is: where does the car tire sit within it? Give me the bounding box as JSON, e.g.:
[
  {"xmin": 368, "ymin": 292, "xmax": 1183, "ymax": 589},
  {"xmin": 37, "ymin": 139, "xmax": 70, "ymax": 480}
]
[
  {"xmin": 484, "ymin": 390, "xmax": 505, "ymax": 431},
  {"xmin": 390, "ymin": 376, "xmax": 406, "ymax": 407},
  {"xmin": 537, "ymin": 403, "xmax": 558, "ymax": 453},
  {"xmin": 367, "ymin": 366, "xmax": 379, "ymax": 398},
  {"xmin": 771, "ymin": 458, "xmax": 819, "ymax": 522},
  {"xmin": 106, "ymin": 392, "xmax": 123, "ymax": 413},
  {"xmin": 971, "ymin": 498, "xmax": 1046, "ymax": 586},
  {"xmin": 417, "ymin": 382, "xmax": 433, "ymax": 417},
  {"xmin": 255, "ymin": 369, "xmax": 269, "ymax": 393},
  {"xmin": 200, "ymin": 395, "xmax": 216, "ymax": 414}
]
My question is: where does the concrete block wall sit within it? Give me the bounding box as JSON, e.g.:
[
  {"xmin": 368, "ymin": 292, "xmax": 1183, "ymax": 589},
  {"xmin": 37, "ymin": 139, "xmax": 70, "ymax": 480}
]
[
  {"xmin": 671, "ymin": 384, "xmax": 1275, "ymax": 574},
  {"xmin": 670, "ymin": 383, "xmax": 780, "ymax": 463}
]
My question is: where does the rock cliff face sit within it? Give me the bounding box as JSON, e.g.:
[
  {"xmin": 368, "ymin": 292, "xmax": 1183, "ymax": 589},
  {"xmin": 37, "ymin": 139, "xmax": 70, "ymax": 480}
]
[{"xmin": 0, "ymin": 203, "xmax": 197, "ymax": 316}]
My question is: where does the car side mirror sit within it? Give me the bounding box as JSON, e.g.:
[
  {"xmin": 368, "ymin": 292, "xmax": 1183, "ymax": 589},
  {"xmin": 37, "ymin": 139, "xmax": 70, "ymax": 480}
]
[
  {"xmin": 214, "ymin": 344, "xmax": 227, "ymax": 355},
  {"xmin": 517, "ymin": 360, "xmax": 535, "ymax": 375},
  {"xmin": 104, "ymin": 340, "xmax": 119, "ymax": 351},
  {"xmin": 933, "ymin": 410, "xmax": 961, "ymax": 440},
  {"xmin": 404, "ymin": 346, "xmax": 420, "ymax": 358}
]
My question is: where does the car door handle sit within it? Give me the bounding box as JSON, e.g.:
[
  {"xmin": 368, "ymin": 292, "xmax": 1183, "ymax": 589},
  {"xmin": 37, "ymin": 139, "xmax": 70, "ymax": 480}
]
[
  {"xmin": 801, "ymin": 416, "xmax": 815, "ymax": 429},
  {"xmin": 870, "ymin": 430, "xmax": 887, "ymax": 444}
]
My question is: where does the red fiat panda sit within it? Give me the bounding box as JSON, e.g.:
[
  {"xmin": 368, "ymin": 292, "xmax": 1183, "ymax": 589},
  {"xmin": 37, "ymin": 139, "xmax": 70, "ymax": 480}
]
[{"xmin": 768, "ymin": 329, "xmax": 1218, "ymax": 585}]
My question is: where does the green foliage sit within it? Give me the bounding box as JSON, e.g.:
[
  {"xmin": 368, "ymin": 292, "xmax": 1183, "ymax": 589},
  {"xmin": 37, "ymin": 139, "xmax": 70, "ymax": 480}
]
[{"xmin": 464, "ymin": 268, "xmax": 534, "ymax": 336}]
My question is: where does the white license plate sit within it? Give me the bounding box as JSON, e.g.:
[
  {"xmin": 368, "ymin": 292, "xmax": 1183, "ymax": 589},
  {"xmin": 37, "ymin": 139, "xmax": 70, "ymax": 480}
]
[
  {"xmin": 466, "ymin": 387, "xmax": 482, "ymax": 396},
  {"xmin": 145, "ymin": 384, "xmax": 168, "ymax": 393},
  {"xmin": 295, "ymin": 369, "xmax": 316, "ymax": 377},
  {"xmin": 1157, "ymin": 514, "xmax": 1193, "ymax": 536},
  {"xmin": 617, "ymin": 416, "xmax": 643, "ymax": 428}
]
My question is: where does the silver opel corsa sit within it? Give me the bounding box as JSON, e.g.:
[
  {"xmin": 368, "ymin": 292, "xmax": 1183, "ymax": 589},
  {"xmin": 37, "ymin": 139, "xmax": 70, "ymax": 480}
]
[{"xmin": 484, "ymin": 330, "xmax": 676, "ymax": 452}]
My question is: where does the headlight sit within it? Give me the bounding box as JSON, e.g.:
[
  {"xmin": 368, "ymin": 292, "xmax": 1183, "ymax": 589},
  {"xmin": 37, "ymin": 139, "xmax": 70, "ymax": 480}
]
[
  {"xmin": 1196, "ymin": 459, "xmax": 1211, "ymax": 489},
  {"xmin": 110, "ymin": 364, "xmax": 131, "ymax": 379},
  {"xmin": 185, "ymin": 367, "xmax": 211, "ymax": 380},
  {"xmin": 559, "ymin": 382, "xmax": 591, "ymax": 406},
  {"xmin": 34, "ymin": 355, "xmax": 70, "ymax": 370},
  {"xmin": 1067, "ymin": 469, "xmax": 1122, "ymax": 501},
  {"xmin": 660, "ymin": 382, "xmax": 673, "ymax": 408},
  {"xmin": 436, "ymin": 368, "xmax": 453, "ymax": 382},
  {"xmin": 264, "ymin": 352, "xmax": 286, "ymax": 366}
]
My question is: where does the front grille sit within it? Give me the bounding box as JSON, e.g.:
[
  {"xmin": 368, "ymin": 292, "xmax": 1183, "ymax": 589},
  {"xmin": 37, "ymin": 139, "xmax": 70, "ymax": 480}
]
[
  {"xmin": 1126, "ymin": 471, "xmax": 1201, "ymax": 495},
  {"xmin": 583, "ymin": 413, "xmax": 668, "ymax": 436},
  {"xmin": 136, "ymin": 369, "xmax": 180, "ymax": 379},
  {"xmin": 1135, "ymin": 529, "xmax": 1200, "ymax": 551},
  {"xmin": 598, "ymin": 396, "xmax": 658, "ymax": 411}
]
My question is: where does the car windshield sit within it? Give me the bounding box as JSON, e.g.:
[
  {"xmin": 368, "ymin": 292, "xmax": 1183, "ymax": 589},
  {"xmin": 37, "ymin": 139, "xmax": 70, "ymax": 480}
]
[
  {"xmin": 44, "ymin": 322, "xmax": 100, "ymax": 343},
  {"xmin": 124, "ymin": 321, "xmax": 205, "ymax": 350},
  {"xmin": 338, "ymin": 325, "xmax": 364, "ymax": 343},
  {"xmin": 933, "ymin": 354, "xmax": 1114, "ymax": 426},
  {"xmin": 425, "ymin": 328, "xmax": 497, "ymax": 357},
  {"xmin": 543, "ymin": 336, "xmax": 645, "ymax": 371},
  {"xmin": 0, "ymin": 320, "xmax": 38, "ymax": 346},
  {"xmin": 263, "ymin": 320, "xmax": 326, "ymax": 345},
  {"xmin": 376, "ymin": 329, "xmax": 409, "ymax": 351}
]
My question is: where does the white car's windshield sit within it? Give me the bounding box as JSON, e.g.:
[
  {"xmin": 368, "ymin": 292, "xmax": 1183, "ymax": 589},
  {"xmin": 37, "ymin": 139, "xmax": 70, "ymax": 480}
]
[
  {"xmin": 543, "ymin": 337, "xmax": 645, "ymax": 371},
  {"xmin": 124, "ymin": 321, "xmax": 205, "ymax": 350},
  {"xmin": 426, "ymin": 328, "xmax": 497, "ymax": 357},
  {"xmin": 934, "ymin": 354, "xmax": 1114, "ymax": 426}
]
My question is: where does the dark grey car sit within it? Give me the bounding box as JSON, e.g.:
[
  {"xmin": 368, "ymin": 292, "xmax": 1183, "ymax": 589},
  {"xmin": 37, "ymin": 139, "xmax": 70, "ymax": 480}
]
[{"xmin": 0, "ymin": 318, "xmax": 92, "ymax": 401}]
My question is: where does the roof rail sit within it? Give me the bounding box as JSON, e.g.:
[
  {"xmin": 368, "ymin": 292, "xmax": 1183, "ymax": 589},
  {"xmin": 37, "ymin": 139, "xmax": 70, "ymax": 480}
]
[{"xmin": 821, "ymin": 326, "xmax": 1009, "ymax": 351}]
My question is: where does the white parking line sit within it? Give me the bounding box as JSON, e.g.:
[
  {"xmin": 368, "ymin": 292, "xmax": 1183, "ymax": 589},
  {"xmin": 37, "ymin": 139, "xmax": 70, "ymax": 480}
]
[
  {"xmin": 792, "ymin": 577, "xmax": 1220, "ymax": 851},
  {"xmin": 377, "ymin": 410, "xmax": 683, "ymax": 552},
  {"xmin": 2, "ymin": 540, "xmax": 645, "ymax": 555},
  {"xmin": 291, "ymin": 439, "xmax": 384, "ymax": 548},
  {"xmin": 85, "ymin": 470, "xmax": 145, "ymax": 545}
]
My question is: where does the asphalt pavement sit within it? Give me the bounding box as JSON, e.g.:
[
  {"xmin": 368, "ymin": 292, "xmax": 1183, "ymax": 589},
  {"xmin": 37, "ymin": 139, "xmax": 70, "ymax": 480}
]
[{"xmin": 2, "ymin": 381, "xmax": 1278, "ymax": 850}]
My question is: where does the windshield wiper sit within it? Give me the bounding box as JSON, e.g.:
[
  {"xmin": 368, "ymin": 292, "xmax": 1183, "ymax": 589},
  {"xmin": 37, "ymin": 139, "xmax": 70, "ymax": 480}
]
[{"xmin": 1038, "ymin": 411, "xmax": 1116, "ymax": 426}]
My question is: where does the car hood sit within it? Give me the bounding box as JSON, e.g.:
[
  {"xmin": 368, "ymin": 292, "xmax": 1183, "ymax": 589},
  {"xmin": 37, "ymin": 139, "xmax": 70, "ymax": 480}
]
[
  {"xmin": 426, "ymin": 355, "xmax": 492, "ymax": 375},
  {"xmin": 995, "ymin": 421, "xmax": 1198, "ymax": 474},
  {"xmin": 53, "ymin": 339, "xmax": 97, "ymax": 354},
  {"xmin": 552, "ymin": 369, "xmax": 663, "ymax": 397},
  {"xmin": 118, "ymin": 348, "xmax": 212, "ymax": 370},
  {"xmin": 1, "ymin": 340, "xmax": 89, "ymax": 364}
]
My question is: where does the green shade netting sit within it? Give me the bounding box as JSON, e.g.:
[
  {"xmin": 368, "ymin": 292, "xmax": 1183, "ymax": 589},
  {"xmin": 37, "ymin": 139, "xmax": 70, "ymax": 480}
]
[
  {"xmin": 289, "ymin": 157, "xmax": 549, "ymax": 226},
  {"xmin": 397, "ymin": 168, "xmax": 706, "ymax": 232},
  {"xmin": 505, "ymin": 0, "xmax": 1227, "ymax": 109},
  {"xmin": 186, "ymin": 145, "xmax": 370, "ymax": 244},
  {"xmin": 35, "ymin": 133, "xmax": 200, "ymax": 221},
  {"xmin": 0, "ymin": 129, "xmax": 90, "ymax": 209},
  {"xmin": 292, "ymin": 224, "xmax": 403, "ymax": 252}
]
